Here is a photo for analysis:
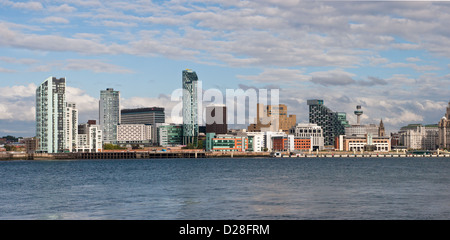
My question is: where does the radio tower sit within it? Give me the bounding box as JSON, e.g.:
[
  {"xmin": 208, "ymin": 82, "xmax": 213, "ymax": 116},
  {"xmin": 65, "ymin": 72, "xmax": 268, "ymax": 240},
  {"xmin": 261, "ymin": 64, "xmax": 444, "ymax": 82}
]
[{"xmin": 354, "ymin": 105, "xmax": 363, "ymax": 125}]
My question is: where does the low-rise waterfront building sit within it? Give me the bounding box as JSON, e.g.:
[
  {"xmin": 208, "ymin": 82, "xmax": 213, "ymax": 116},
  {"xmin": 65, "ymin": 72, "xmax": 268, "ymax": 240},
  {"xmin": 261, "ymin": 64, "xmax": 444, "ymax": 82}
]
[
  {"xmin": 116, "ymin": 124, "xmax": 152, "ymax": 146},
  {"xmin": 398, "ymin": 124, "xmax": 438, "ymax": 150},
  {"xmin": 336, "ymin": 135, "xmax": 391, "ymax": 152},
  {"xmin": 77, "ymin": 122, "xmax": 103, "ymax": 152},
  {"xmin": 158, "ymin": 124, "xmax": 183, "ymax": 147},
  {"xmin": 206, "ymin": 133, "xmax": 251, "ymax": 152},
  {"xmin": 272, "ymin": 135, "xmax": 311, "ymax": 152},
  {"xmin": 438, "ymin": 101, "xmax": 450, "ymax": 150},
  {"xmin": 290, "ymin": 123, "xmax": 324, "ymax": 151}
]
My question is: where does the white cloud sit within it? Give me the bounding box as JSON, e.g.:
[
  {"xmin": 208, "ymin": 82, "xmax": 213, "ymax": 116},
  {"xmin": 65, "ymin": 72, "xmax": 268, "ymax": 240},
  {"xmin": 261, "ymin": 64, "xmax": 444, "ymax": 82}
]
[
  {"xmin": 39, "ymin": 17, "xmax": 70, "ymax": 24},
  {"xmin": 310, "ymin": 69, "xmax": 356, "ymax": 86},
  {"xmin": 4, "ymin": 1, "xmax": 43, "ymax": 11},
  {"xmin": 63, "ymin": 59, "xmax": 134, "ymax": 73},
  {"xmin": 237, "ymin": 68, "xmax": 310, "ymax": 84},
  {"xmin": 48, "ymin": 4, "xmax": 77, "ymax": 13},
  {"xmin": 0, "ymin": 83, "xmax": 36, "ymax": 121}
]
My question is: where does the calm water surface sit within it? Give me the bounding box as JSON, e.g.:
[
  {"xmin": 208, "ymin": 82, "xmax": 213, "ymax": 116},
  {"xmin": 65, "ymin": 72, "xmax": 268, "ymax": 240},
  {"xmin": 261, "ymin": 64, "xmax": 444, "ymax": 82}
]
[{"xmin": 1, "ymin": 157, "xmax": 449, "ymax": 220}]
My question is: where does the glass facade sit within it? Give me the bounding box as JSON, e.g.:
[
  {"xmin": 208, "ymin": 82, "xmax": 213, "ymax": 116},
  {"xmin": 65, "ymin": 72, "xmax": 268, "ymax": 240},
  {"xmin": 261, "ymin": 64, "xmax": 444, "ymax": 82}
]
[
  {"xmin": 308, "ymin": 99, "xmax": 348, "ymax": 147},
  {"xmin": 182, "ymin": 69, "xmax": 199, "ymax": 146},
  {"xmin": 99, "ymin": 88, "xmax": 120, "ymax": 143},
  {"xmin": 158, "ymin": 124, "xmax": 183, "ymax": 147}
]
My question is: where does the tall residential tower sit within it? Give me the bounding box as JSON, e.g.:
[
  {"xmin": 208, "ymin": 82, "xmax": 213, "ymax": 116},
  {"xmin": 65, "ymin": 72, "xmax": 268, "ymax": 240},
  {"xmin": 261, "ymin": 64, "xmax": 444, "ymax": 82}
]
[
  {"xmin": 99, "ymin": 88, "xmax": 120, "ymax": 144},
  {"xmin": 36, "ymin": 77, "xmax": 67, "ymax": 153},
  {"xmin": 182, "ymin": 69, "xmax": 199, "ymax": 146}
]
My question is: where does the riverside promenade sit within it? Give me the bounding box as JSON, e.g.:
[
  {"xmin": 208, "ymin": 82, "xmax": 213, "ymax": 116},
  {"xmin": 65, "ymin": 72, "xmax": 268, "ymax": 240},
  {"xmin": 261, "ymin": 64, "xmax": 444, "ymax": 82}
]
[{"xmin": 1, "ymin": 150, "xmax": 449, "ymax": 160}]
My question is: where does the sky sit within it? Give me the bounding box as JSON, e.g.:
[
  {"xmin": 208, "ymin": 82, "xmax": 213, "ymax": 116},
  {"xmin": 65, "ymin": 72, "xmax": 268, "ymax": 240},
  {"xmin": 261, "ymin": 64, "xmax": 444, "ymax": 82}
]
[{"xmin": 1, "ymin": 0, "xmax": 450, "ymax": 138}]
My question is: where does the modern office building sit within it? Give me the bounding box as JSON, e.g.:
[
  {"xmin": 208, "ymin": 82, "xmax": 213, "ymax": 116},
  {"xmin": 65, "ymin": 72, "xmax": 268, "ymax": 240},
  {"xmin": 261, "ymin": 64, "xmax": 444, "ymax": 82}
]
[
  {"xmin": 36, "ymin": 77, "xmax": 67, "ymax": 153},
  {"xmin": 121, "ymin": 107, "xmax": 165, "ymax": 125},
  {"xmin": 121, "ymin": 107, "xmax": 165, "ymax": 144},
  {"xmin": 247, "ymin": 103, "xmax": 296, "ymax": 133},
  {"xmin": 158, "ymin": 124, "xmax": 183, "ymax": 147},
  {"xmin": 336, "ymin": 135, "xmax": 391, "ymax": 152},
  {"xmin": 345, "ymin": 124, "xmax": 379, "ymax": 137},
  {"xmin": 272, "ymin": 136, "xmax": 311, "ymax": 152},
  {"xmin": 290, "ymin": 123, "xmax": 324, "ymax": 150},
  {"xmin": 117, "ymin": 124, "xmax": 152, "ymax": 145},
  {"xmin": 205, "ymin": 133, "xmax": 251, "ymax": 152},
  {"xmin": 307, "ymin": 99, "xmax": 349, "ymax": 147},
  {"xmin": 246, "ymin": 132, "xmax": 265, "ymax": 152},
  {"xmin": 206, "ymin": 104, "xmax": 227, "ymax": 134},
  {"xmin": 182, "ymin": 69, "xmax": 199, "ymax": 146},
  {"xmin": 99, "ymin": 88, "xmax": 120, "ymax": 144}
]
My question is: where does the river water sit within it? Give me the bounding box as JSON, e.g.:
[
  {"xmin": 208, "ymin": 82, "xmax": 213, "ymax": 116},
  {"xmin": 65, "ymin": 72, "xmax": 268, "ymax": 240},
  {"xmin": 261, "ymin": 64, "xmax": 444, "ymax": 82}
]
[{"xmin": 1, "ymin": 157, "xmax": 449, "ymax": 220}]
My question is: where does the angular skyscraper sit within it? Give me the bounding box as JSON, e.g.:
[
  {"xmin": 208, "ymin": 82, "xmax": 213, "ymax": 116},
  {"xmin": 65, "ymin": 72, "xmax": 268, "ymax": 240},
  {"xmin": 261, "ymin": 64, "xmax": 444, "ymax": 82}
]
[
  {"xmin": 182, "ymin": 69, "xmax": 199, "ymax": 146},
  {"xmin": 36, "ymin": 77, "xmax": 67, "ymax": 153},
  {"xmin": 307, "ymin": 99, "xmax": 349, "ymax": 147},
  {"xmin": 99, "ymin": 88, "xmax": 120, "ymax": 144}
]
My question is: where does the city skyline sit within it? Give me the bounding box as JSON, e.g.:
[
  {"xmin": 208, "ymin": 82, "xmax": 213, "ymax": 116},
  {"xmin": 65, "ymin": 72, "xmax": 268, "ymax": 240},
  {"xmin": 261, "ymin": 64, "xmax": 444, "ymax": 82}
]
[{"xmin": 1, "ymin": 1, "xmax": 450, "ymax": 137}]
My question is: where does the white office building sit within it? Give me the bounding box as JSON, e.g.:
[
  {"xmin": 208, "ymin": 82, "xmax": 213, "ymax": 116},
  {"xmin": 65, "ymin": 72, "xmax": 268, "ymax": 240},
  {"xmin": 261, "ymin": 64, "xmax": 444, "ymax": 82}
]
[
  {"xmin": 290, "ymin": 123, "xmax": 324, "ymax": 150},
  {"xmin": 117, "ymin": 124, "xmax": 152, "ymax": 145}
]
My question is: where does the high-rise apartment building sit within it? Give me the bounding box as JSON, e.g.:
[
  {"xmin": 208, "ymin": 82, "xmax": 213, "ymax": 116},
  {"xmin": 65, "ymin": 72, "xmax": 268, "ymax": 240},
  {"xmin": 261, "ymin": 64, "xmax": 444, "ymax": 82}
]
[
  {"xmin": 36, "ymin": 77, "xmax": 67, "ymax": 153},
  {"xmin": 99, "ymin": 88, "xmax": 120, "ymax": 144},
  {"xmin": 182, "ymin": 69, "xmax": 199, "ymax": 146},
  {"xmin": 206, "ymin": 104, "xmax": 227, "ymax": 134},
  {"xmin": 65, "ymin": 102, "xmax": 78, "ymax": 152},
  {"xmin": 247, "ymin": 103, "xmax": 296, "ymax": 133},
  {"xmin": 307, "ymin": 99, "xmax": 349, "ymax": 147}
]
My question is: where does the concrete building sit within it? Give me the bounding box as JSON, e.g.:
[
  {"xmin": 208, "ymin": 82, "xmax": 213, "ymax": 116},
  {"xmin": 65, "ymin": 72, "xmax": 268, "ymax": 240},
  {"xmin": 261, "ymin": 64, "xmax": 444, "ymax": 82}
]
[
  {"xmin": 438, "ymin": 101, "xmax": 450, "ymax": 150},
  {"xmin": 65, "ymin": 102, "xmax": 78, "ymax": 152},
  {"xmin": 77, "ymin": 122, "xmax": 102, "ymax": 153},
  {"xmin": 24, "ymin": 137, "xmax": 39, "ymax": 154},
  {"xmin": 121, "ymin": 107, "xmax": 164, "ymax": 144},
  {"xmin": 272, "ymin": 135, "xmax": 311, "ymax": 152},
  {"xmin": 99, "ymin": 88, "xmax": 120, "ymax": 144},
  {"xmin": 182, "ymin": 69, "xmax": 199, "ymax": 146},
  {"xmin": 117, "ymin": 124, "xmax": 152, "ymax": 146},
  {"xmin": 290, "ymin": 123, "xmax": 324, "ymax": 150},
  {"xmin": 36, "ymin": 77, "xmax": 67, "ymax": 153},
  {"xmin": 247, "ymin": 103, "xmax": 296, "ymax": 134},
  {"xmin": 399, "ymin": 124, "xmax": 438, "ymax": 150},
  {"xmin": 205, "ymin": 133, "xmax": 250, "ymax": 152},
  {"xmin": 337, "ymin": 135, "xmax": 391, "ymax": 152},
  {"xmin": 246, "ymin": 132, "xmax": 265, "ymax": 152}
]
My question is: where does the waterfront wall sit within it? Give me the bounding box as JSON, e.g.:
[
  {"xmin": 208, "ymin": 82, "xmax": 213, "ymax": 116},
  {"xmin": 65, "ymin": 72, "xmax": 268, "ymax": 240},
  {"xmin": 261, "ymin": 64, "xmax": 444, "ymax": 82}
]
[{"xmin": 1, "ymin": 151, "xmax": 450, "ymax": 160}]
